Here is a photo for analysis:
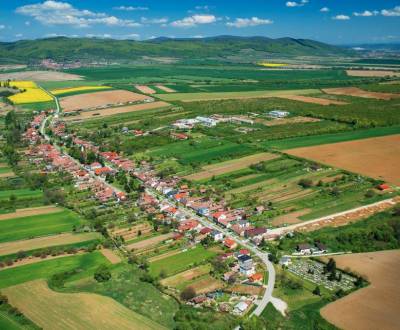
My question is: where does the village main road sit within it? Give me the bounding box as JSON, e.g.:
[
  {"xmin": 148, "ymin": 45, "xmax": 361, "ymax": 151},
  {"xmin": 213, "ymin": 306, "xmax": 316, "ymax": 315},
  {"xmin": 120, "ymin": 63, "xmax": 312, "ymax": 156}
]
[{"xmin": 145, "ymin": 188, "xmax": 276, "ymax": 317}]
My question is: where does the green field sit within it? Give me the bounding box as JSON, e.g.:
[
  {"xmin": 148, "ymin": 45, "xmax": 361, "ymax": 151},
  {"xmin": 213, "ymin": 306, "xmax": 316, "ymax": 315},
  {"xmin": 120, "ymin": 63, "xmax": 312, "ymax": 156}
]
[
  {"xmin": 155, "ymin": 88, "xmax": 318, "ymax": 101},
  {"xmin": 261, "ymin": 125, "xmax": 400, "ymax": 150},
  {"xmin": 0, "ymin": 189, "xmax": 42, "ymax": 200},
  {"xmin": 149, "ymin": 246, "xmax": 217, "ymax": 277},
  {"xmin": 0, "ymin": 251, "xmax": 109, "ymax": 289},
  {"xmin": 0, "ymin": 209, "xmax": 84, "ymax": 243}
]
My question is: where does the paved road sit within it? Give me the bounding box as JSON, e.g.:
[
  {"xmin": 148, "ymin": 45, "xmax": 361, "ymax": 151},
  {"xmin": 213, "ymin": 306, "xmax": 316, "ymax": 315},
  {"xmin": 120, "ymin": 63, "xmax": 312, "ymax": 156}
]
[{"xmin": 145, "ymin": 188, "xmax": 276, "ymax": 317}]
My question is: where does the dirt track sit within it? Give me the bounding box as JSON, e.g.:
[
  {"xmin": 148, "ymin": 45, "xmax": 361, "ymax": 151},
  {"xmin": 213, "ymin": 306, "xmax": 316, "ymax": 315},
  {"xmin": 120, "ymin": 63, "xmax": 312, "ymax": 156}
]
[
  {"xmin": 60, "ymin": 90, "xmax": 150, "ymax": 112},
  {"xmin": 320, "ymin": 250, "xmax": 400, "ymax": 330},
  {"xmin": 286, "ymin": 135, "xmax": 400, "ymax": 185}
]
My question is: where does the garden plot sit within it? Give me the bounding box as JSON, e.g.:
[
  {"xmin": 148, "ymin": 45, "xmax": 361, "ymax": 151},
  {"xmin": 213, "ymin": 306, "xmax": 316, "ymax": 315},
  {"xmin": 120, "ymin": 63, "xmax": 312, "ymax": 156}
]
[
  {"xmin": 286, "ymin": 134, "xmax": 400, "ymax": 185},
  {"xmin": 60, "ymin": 89, "xmax": 150, "ymax": 112},
  {"xmin": 127, "ymin": 233, "xmax": 174, "ymax": 251},
  {"xmin": 288, "ymin": 259, "xmax": 356, "ymax": 292},
  {"xmin": 3, "ymin": 280, "xmax": 164, "ymax": 330},
  {"xmin": 322, "ymin": 87, "xmax": 400, "ymax": 100},
  {"xmin": 111, "ymin": 223, "xmax": 153, "ymax": 241},
  {"xmin": 161, "ymin": 264, "xmax": 211, "ymax": 287},
  {"xmin": 189, "ymin": 275, "xmax": 224, "ymax": 295},
  {"xmin": 320, "ymin": 250, "xmax": 400, "ymax": 330}
]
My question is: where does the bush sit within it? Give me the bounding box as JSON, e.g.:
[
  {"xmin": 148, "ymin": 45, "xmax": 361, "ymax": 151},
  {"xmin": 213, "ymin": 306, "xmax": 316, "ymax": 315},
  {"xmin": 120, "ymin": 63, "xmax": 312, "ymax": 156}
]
[
  {"xmin": 180, "ymin": 286, "xmax": 196, "ymax": 301},
  {"xmin": 298, "ymin": 179, "xmax": 313, "ymax": 188},
  {"xmin": 94, "ymin": 265, "xmax": 112, "ymax": 282}
]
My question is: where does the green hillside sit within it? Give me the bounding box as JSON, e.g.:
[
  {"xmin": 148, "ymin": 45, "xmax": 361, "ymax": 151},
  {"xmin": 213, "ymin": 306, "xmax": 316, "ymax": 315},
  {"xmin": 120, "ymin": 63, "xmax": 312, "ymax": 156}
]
[{"xmin": 0, "ymin": 36, "xmax": 353, "ymax": 63}]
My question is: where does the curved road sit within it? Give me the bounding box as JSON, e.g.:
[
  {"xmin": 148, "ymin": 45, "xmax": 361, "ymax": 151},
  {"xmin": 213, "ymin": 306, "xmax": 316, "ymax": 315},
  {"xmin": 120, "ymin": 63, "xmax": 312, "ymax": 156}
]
[{"xmin": 145, "ymin": 189, "xmax": 276, "ymax": 317}]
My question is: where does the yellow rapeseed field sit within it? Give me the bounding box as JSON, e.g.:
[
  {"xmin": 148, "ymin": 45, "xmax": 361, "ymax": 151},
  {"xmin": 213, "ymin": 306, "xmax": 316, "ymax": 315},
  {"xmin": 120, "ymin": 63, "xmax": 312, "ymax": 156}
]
[
  {"xmin": 8, "ymin": 81, "xmax": 53, "ymax": 104},
  {"xmin": 51, "ymin": 85, "xmax": 112, "ymax": 95},
  {"xmin": 259, "ymin": 62, "xmax": 288, "ymax": 67}
]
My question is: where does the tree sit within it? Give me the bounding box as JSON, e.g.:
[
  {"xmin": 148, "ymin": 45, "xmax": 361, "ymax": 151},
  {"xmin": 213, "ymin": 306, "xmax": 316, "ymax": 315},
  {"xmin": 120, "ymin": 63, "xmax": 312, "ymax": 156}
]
[
  {"xmin": 180, "ymin": 286, "xmax": 196, "ymax": 301},
  {"xmin": 298, "ymin": 178, "xmax": 313, "ymax": 188},
  {"xmin": 312, "ymin": 286, "xmax": 321, "ymax": 296},
  {"xmin": 94, "ymin": 265, "xmax": 112, "ymax": 282}
]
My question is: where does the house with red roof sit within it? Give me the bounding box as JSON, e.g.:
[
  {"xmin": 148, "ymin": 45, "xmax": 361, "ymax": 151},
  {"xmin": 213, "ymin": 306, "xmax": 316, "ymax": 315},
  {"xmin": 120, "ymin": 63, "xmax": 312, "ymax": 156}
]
[
  {"xmin": 178, "ymin": 219, "xmax": 201, "ymax": 232},
  {"xmin": 94, "ymin": 167, "xmax": 113, "ymax": 176},
  {"xmin": 224, "ymin": 237, "xmax": 238, "ymax": 250}
]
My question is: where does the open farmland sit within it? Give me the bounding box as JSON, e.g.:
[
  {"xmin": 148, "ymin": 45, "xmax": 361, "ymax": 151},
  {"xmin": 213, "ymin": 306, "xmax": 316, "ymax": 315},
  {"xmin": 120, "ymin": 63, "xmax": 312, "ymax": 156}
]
[
  {"xmin": 286, "ymin": 135, "xmax": 400, "ymax": 185},
  {"xmin": 320, "ymin": 250, "xmax": 400, "ymax": 330},
  {"xmin": 323, "ymin": 87, "xmax": 400, "ymax": 100},
  {"xmin": 7, "ymin": 81, "xmax": 53, "ymax": 104},
  {"xmin": 0, "ymin": 71, "xmax": 82, "ymax": 81},
  {"xmin": 135, "ymin": 85, "xmax": 156, "ymax": 94},
  {"xmin": 156, "ymin": 88, "xmax": 318, "ymax": 102},
  {"xmin": 0, "ymin": 232, "xmax": 100, "ymax": 256},
  {"xmin": 63, "ymin": 101, "xmax": 170, "ymax": 121},
  {"xmin": 149, "ymin": 246, "xmax": 217, "ymax": 277},
  {"xmin": 0, "ymin": 209, "xmax": 84, "ymax": 243},
  {"xmin": 0, "ymin": 206, "xmax": 62, "ymax": 221},
  {"xmin": 50, "ymin": 85, "xmax": 111, "ymax": 96},
  {"xmin": 2, "ymin": 280, "xmax": 164, "ymax": 330},
  {"xmin": 155, "ymin": 85, "xmax": 176, "ymax": 93},
  {"xmin": 346, "ymin": 70, "xmax": 400, "ymax": 77},
  {"xmin": 184, "ymin": 152, "xmax": 279, "ymax": 181},
  {"xmin": 60, "ymin": 89, "xmax": 150, "ymax": 112},
  {"xmin": 276, "ymin": 95, "xmax": 347, "ymax": 105},
  {"xmin": 0, "ymin": 251, "xmax": 109, "ymax": 289}
]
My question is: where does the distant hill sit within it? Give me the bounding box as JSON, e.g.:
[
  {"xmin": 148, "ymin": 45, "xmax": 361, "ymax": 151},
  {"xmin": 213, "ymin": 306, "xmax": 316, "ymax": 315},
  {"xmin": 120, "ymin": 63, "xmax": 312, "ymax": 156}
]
[{"xmin": 0, "ymin": 36, "xmax": 353, "ymax": 64}]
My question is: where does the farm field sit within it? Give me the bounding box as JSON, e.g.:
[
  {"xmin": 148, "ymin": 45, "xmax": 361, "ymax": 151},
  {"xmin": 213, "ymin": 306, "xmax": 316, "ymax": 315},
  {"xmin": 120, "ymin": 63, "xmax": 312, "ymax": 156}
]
[
  {"xmin": 60, "ymin": 89, "xmax": 150, "ymax": 112},
  {"xmin": 276, "ymin": 95, "xmax": 347, "ymax": 105},
  {"xmin": 3, "ymin": 280, "xmax": 164, "ymax": 330},
  {"xmin": 286, "ymin": 134, "xmax": 400, "ymax": 185},
  {"xmin": 0, "ymin": 206, "xmax": 62, "ymax": 221},
  {"xmin": 0, "ymin": 232, "xmax": 100, "ymax": 256},
  {"xmin": 155, "ymin": 88, "xmax": 318, "ymax": 102},
  {"xmin": 135, "ymin": 85, "xmax": 156, "ymax": 94},
  {"xmin": 63, "ymin": 101, "xmax": 170, "ymax": 121},
  {"xmin": 0, "ymin": 71, "xmax": 82, "ymax": 81},
  {"xmin": 346, "ymin": 70, "xmax": 400, "ymax": 77},
  {"xmin": 320, "ymin": 250, "xmax": 400, "ymax": 330},
  {"xmin": 149, "ymin": 246, "xmax": 217, "ymax": 277},
  {"xmin": 0, "ymin": 189, "xmax": 42, "ymax": 201},
  {"xmin": 7, "ymin": 81, "xmax": 53, "ymax": 104},
  {"xmin": 261, "ymin": 125, "xmax": 400, "ymax": 150},
  {"xmin": 155, "ymin": 85, "xmax": 176, "ymax": 93},
  {"xmin": 184, "ymin": 152, "xmax": 279, "ymax": 181},
  {"xmin": 0, "ymin": 209, "xmax": 84, "ymax": 243},
  {"xmin": 50, "ymin": 85, "xmax": 112, "ymax": 96},
  {"xmin": 126, "ymin": 232, "xmax": 174, "ymax": 251},
  {"xmin": 0, "ymin": 251, "xmax": 109, "ymax": 289},
  {"xmin": 322, "ymin": 87, "xmax": 400, "ymax": 100}
]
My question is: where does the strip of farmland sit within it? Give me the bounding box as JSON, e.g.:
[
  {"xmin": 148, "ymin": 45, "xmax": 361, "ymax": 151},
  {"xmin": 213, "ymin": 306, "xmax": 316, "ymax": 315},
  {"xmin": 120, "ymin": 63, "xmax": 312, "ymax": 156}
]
[
  {"xmin": 184, "ymin": 152, "xmax": 279, "ymax": 181},
  {"xmin": 155, "ymin": 88, "xmax": 319, "ymax": 102},
  {"xmin": 63, "ymin": 101, "xmax": 171, "ymax": 122},
  {"xmin": 0, "ymin": 232, "xmax": 100, "ymax": 256}
]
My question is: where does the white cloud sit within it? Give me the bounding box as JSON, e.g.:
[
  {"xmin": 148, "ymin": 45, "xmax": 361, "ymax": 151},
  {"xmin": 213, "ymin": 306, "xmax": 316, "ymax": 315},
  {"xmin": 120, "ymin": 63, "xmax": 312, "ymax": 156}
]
[
  {"xmin": 113, "ymin": 6, "xmax": 148, "ymax": 11},
  {"xmin": 286, "ymin": 0, "xmax": 308, "ymax": 8},
  {"xmin": 192, "ymin": 35, "xmax": 204, "ymax": 38},
  {"xmin": 195, "ymin": 5, "xmax": 210, "ymax": 11},
  {"xmin": 171, "ymin": 14, "xmax": 216, "ymax": 27},
  {"xmin": 15, "ymin": 33, "xmax": 23, "ymax": 38},
  {"xmin": 332, "ymin": 15, "xmax": 350, "ymax": 20},
  {"xmin": 25, "ymin": 21, "xmax": 31, "ymax": 26},
  {"xmin": 141, "ymin": 17, "xmax": 168, "ymax": 24},
  {"xmin": 381, "ymin": 6, "xmax": 400, "ymax": 16},
  {"xmin": 226, "ymin": 17, "xmax": 273, "ymax": 28},
  {"xmin": 354, "ymin": 10, "xmax": 378, "ymax": 17},
  {"xmin": 16, "ymin": 1, "xmax": 141, "ymax": 27},
  {"xmin": 0, "ymin": 25, "xmax": 5, "ymax": 30},
  {"xmin": 320, "ymin": 7, "xmax": 330, "ymax": 13}
]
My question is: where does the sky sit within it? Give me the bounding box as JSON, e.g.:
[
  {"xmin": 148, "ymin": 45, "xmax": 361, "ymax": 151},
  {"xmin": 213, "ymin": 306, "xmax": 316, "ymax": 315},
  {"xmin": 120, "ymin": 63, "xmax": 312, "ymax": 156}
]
[{"xmin": 0, "ymin": 0, "xmax": 399, "ymax": 44}]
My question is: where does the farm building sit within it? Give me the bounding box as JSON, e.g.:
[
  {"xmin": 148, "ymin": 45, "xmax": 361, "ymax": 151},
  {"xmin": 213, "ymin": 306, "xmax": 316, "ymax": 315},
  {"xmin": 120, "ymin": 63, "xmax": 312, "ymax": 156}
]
[{"xmin": 268, "ymin": 110, "xmax": 290, "ymax": 118}]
